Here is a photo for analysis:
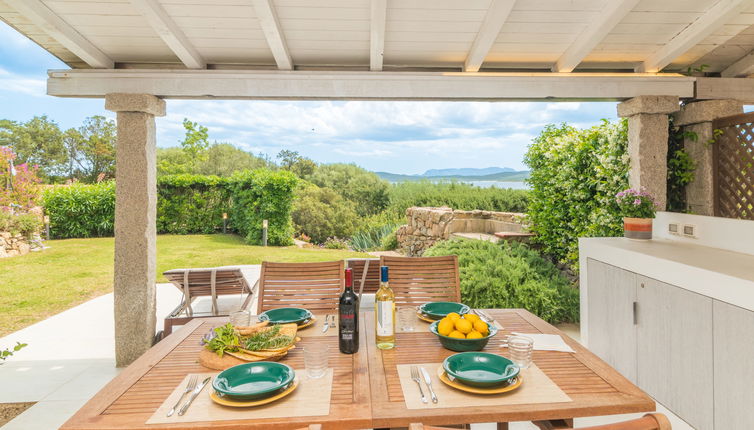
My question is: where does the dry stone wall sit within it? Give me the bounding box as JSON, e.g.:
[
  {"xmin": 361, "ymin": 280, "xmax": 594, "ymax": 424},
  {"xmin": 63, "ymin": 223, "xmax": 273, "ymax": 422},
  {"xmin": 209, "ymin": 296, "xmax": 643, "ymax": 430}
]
[
  {"xmin": 0, "ymin": 232, "xmax": 33, "ymax": 258},
  {"xmin": 396, "ymin": 206, "xmax": 525, "ymax": 256}
]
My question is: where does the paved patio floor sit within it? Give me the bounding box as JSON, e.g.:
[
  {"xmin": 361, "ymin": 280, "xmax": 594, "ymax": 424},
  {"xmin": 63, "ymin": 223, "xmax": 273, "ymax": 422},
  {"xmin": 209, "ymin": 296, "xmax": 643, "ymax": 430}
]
[{"xmin": 0, "ymin": 264, "xmax": 693, "ymax": 430}]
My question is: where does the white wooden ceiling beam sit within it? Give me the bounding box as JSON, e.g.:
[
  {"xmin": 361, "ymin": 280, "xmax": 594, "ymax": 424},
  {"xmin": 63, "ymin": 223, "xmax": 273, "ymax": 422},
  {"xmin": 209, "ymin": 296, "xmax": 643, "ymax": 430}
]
[
  {"xmin": 637, "ymin": 0, "xmax": 754, "ymax": 73},
  {"xmin": 5, "ymin": 0, "xmax": 113, "ymax": 69},
  {"xmin": 129, "ymin": 0, "xmax": 205, "ymax": 69},
  {"xmin": 721, "ymin": 50, "xmax": 754, "ymax": 77},
  {"xmin": 251, "ymin": 0, "xmax": 293, "ymax": 70},
  {"xmin": 370, "ymin": 0, "xmax": 387, "ymax": 71},
  {"xmin": 464, "ymin": 0, "xmax": 516, "ymax": 72},
  {"xmin": 553, "ymin": 0, "xmax": 639, "ymax": 73},
  {"xmin": 47, "ymin": 69, "xmax": 695, "ymax": 101}
]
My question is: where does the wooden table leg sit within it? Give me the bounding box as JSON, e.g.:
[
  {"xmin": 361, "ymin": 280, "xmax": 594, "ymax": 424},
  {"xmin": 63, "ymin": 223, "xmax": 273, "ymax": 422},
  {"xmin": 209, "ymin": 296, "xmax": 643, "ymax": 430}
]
[{"xmin": 496, "ymin": 422, "xmax": 509, "ymax": 430}]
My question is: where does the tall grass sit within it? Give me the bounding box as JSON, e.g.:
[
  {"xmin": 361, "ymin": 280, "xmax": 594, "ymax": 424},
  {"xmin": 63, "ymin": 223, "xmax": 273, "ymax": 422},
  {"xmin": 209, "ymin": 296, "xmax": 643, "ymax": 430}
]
[{"xmin": 349, "ymin": 223, "xmax": 398, "ymax": 251}]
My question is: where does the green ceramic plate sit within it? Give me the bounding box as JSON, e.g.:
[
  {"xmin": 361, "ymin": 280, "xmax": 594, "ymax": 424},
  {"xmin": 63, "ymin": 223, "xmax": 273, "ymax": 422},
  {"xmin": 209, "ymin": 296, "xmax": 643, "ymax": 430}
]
[
  {"xmin": 429, "ymin": 320, "xmax": 498, "ymax": 352},
  {"xmin": 419, "ymin": 302, "xmax": 471, "ymax": 320},
  {"xmin": 212, "ymin": 362, "xmax": 295, "ymax": 400},
  {"xmin": 442, "ymin": 352, "xmax": 519, "ymax": 388},
  {"xmin": 258, "ymin": 307, "xmax": 313, "ymax": 325}
]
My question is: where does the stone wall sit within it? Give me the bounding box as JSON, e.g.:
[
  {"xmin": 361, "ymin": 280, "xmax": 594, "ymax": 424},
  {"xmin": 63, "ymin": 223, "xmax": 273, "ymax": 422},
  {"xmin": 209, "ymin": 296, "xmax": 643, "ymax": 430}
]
[
  {"xmin": 0, "ymin": 232, "xmax": 33, "ymax": 258},
  {"xmin": 396, "ymin": 206, "xmax": 525, "ymax": 256}
]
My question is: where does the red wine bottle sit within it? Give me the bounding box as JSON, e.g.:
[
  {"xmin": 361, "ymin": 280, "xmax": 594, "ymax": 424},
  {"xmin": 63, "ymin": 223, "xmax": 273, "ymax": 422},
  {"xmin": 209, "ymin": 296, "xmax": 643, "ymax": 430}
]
[{"xmin": 339, "ymin": 268, "xmax": 359, "ymax": 354}]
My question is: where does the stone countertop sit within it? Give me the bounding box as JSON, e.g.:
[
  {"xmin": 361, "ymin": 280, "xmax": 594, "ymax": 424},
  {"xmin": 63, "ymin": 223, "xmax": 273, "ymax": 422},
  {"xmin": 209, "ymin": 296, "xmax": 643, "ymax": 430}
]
[{"xmin": 579, "ymin": 237, "xmax": 754, "ymax": 312}]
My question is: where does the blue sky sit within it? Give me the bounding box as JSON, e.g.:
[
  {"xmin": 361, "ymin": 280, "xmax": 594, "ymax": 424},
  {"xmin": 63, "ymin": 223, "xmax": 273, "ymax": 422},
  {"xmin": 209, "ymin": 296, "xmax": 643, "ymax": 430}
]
[{"xmin": 0, "ymin": 21, "xmax": 619, "ymax": 174}]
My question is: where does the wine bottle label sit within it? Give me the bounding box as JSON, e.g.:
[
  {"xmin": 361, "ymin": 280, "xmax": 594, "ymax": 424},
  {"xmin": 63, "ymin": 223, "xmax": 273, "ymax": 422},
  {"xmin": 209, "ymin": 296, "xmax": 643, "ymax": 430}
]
[
  {"xmin": 340, "ymin": 310, "xmax": 356, "ymax": 335},
  {"xmin": 376, "ymin": 300, "xmax": 394, "ymax": 336}
]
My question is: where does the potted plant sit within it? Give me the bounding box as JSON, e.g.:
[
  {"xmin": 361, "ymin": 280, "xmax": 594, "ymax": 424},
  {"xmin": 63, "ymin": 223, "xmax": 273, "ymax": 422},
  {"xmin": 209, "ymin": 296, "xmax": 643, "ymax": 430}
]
[{"xmin": 616, "ymin": 188, "xmax": 656, "ymax": 240}]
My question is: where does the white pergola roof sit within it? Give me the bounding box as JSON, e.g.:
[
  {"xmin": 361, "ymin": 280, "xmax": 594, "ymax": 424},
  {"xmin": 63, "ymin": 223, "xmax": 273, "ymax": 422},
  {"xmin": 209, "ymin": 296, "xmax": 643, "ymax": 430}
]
[
  {"xmin": 3, "ymin": 0, "xmax": 754, "ymax": 74},
  {"xmin": 4, "ymin": 0, "xmax": 754, "ymax": 100}
]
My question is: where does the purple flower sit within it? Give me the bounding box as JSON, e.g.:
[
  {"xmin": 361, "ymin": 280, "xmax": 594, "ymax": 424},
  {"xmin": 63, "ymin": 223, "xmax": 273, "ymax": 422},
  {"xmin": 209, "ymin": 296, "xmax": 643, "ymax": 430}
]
[{"xmin": 633, "ymin": 199, "xmax": 641, "ymax": 205}]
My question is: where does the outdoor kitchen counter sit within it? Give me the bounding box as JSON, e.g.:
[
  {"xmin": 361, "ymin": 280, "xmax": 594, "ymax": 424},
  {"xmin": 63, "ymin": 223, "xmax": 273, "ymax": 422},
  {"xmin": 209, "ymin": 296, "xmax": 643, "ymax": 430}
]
[{"xmin": 579, "ymin": 237, "xmax": 754, "ymax": 312}]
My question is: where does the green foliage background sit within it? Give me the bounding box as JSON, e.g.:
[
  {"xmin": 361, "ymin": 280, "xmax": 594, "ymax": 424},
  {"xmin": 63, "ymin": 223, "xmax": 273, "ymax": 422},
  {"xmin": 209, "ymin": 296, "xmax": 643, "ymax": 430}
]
[
  {"xmin": 291, "ymin": 181, "xmax": 360, "ymax": 244},
  {"xmin": 43, "ymin": 169, "xmax": 297, "ymax": 245},
  {"xmin": 425, "ymin": 239, "xmax": 579, "ymax": 324},
  {"xmin": 524, "ymin": 120, "xmax": 629, "ymax": 271}
]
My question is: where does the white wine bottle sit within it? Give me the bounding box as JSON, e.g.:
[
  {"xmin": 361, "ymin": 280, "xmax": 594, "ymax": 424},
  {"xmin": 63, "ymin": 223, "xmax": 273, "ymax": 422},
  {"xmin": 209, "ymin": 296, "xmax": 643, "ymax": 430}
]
[{"xmin": 375, "ymin": 265, "xmax": 395, "ymax": 349}]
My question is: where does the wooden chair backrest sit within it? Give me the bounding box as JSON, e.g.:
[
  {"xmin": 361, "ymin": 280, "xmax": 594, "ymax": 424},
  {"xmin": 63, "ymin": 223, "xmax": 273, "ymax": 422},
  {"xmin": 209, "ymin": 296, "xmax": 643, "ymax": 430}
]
[
  {"xmin": 379, "ymin": 255, "xmax": 460, "ymax": 307},
  {"xmin": 531, "ymin": 413, "xmax": 672, "ymax": 430},
  {"xmin": 346, "ymin": 258, "xmax": 381, "ymax": 296},
  {"xmin": 257, "ymin": 261, "xmax": 345, "ymax": 313},
  {"xmin": 163, "ymin": 268, "xmax": 250, "ymax": 296}
]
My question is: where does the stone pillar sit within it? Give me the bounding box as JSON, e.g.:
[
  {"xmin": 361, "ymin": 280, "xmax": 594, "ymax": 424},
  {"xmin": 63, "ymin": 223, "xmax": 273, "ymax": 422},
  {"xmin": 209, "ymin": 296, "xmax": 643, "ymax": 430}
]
[
  {"xmin": 617, "ymin": 95, "xmax": 680, "ymax": 210},
  {"xmin": 105, "ymin": 93, "xmax": 166, "ymax": 367},
  {"xmin": 672, "ymin": 100, "xmax": 743, "ymax": 215}
]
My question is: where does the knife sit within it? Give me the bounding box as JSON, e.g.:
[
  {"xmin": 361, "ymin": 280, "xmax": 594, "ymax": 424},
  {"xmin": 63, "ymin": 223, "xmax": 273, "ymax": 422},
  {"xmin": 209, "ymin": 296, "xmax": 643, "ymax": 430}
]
[
  {"xmin": 177, "ymin": 377, "xmax": 211, "ymax": 416},
  {"xmin": 322, "ymin": 314, "xmax": 330, "ymax": 333},
  {"xmin": 419, "ymin": 367, "xmax": 438, "ymax": 403}
]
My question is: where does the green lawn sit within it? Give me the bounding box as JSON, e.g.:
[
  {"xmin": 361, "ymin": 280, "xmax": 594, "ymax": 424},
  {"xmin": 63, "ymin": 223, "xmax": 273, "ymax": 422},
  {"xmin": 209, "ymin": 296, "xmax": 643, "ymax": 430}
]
[{"xmin": 0, "ymin": 234, "xmax": 368, "ymax": 337}]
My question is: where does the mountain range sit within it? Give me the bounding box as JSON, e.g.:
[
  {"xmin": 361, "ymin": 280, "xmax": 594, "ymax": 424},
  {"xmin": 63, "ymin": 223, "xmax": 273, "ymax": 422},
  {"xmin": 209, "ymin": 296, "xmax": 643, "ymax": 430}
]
[{"xmin": 375, "ymin": 167, "xmax": 529, "ymax": 182}]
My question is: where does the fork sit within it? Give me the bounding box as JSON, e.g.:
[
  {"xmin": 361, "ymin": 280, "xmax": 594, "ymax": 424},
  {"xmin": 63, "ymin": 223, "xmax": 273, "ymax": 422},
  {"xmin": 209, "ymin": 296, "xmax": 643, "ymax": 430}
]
[
  {"xmin": 322, "ymin": 314, "xmax": 331, "ymax": 333},
  {"xmin": 410, "ymin": 365, "xmax": 428, "ymax": 404},
  {"xmin": 167, "ymin": 375, "xmax": 197, "ymax": 417},
  {"xmin": 329, "ymin": 314, "xmax": 337, "ymax": 329}
]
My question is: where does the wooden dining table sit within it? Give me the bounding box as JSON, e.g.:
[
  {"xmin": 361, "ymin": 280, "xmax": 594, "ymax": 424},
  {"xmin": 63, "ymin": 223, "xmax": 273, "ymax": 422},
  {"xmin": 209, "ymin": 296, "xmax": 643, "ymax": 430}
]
[{"xmin": 60, "ymin": 309, "xmax": 654, "ymax": 429}]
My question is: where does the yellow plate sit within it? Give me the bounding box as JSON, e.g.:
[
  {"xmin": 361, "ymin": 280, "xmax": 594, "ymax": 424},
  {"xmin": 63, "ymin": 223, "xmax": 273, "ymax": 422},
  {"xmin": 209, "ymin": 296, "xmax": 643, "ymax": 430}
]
[
  {"xmin": 297, "ymin": 317, "xmax": 316, "ymax": 329},
  {"xmin": 415, "ymin": 309, "xmax": 437, "ymax": 323},
  {"xmin": 436, "ymin": 366, "xmax": 522, "ymax": 394},
  {"xmin": 210, "ymin": 378, "xmax": 299, "ymax": 407}
]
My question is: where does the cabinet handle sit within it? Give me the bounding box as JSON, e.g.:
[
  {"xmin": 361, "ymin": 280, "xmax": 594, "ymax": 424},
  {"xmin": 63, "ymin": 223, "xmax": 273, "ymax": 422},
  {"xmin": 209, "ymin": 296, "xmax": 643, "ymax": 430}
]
[{"xmin": 633, "ymin": 301, "xmax": 638, "ymax": 325}]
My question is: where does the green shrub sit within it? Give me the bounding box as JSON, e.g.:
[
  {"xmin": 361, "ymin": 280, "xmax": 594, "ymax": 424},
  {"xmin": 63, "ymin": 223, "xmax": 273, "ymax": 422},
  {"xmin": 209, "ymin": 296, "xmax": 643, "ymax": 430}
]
[
  {"xmin": 380, "ymin": 229, "xmax": 398, "ymax": 250},
  {"xmin": 387, "ymin": 181, "xmax": 529, "ymax": 218},
  {"xmin": 43, "ymin": 182, "xmax": 115, "ymax": 238},
  {"xmin": 292, "ymin": 181, "xmax": 359, "ymax": 244},
  {"xmin": 12, "ymin": 213, "xmax": 41, "ymax": 236},
  {"xmin": 323, "ymin": 237, "xmax": 349, "ymax": 249},
  {"xmin": 424, "ymin": 239, "xmax": 579, "ymax": 324},
  {"xmin": 524, "ymin": 120, "xmax": 629, "ymax": 271},
  {"xmin": 229, "ymin": 169, "xmax": 297, "ymax": 246},
  {"xmin": 157, "ymin": 174, "xmax": 231, "ymax": 234},
  {"xmin": 350, "ymin": 223, "xmax": 398, "ymax": 251},
  {"xmin": 308, "ymin": 163, "xmax": 390, "ymax": 216}
]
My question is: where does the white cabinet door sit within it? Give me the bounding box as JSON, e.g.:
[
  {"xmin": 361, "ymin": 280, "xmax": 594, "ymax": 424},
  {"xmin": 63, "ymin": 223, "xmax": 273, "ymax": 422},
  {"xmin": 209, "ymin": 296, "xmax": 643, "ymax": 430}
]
[
  {"xmin": 637, "ymin": 276, "xmax": 714, "ymax": 430},
  {"xmin": 713, "ymin": 300, "xmax": 754, "ymax": 429},
  {"xmin": 586, "ymin": 259, "xmax": 637, "ymax": 383}
]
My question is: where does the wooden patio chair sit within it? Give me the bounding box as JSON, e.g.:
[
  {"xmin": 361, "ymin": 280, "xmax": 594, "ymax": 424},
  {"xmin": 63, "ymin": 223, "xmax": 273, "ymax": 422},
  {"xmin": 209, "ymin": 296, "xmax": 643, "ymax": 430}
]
[
  {"xmin": 162, "ymin": 267, "xmax": 254, "ymax": 336},
  {"xmin": 379, "ymin": 255, "xmax": 460, "ymax": 307},
  {"xmin": 257, "ymin": 260, "xmax": 345, "ymax": 313},
  {"xmin": 346, "ymin": 257, "xmax": 380, "ymax": 300}
]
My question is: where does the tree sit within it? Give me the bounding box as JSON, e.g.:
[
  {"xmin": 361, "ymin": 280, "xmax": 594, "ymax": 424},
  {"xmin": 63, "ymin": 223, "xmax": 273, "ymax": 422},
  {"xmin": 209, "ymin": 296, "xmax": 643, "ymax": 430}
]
[
  {"xmin": 195, "ymin": 143, "xmax": 271, "ymax": 176},
  {"xmin": 180, "ymin": 119, "xmax": 210, "ymax": 159},
  {"xmin": 277, "ymin": 150, "xmax": 316, "ymax": 178},
  {"xmin": 309, "ymin": 163, "xmax": 390, "ymax": 216},
  {"xmin": 292, "ymin": 181, "xmax": 360, "ymax": 243},
  {"xmin": 0, "ymin": 116, "xmax": 66, "ymax": 179},
  {"xmin": 72, "ymin": 115, "xmax": 117, "ymax": 182}
]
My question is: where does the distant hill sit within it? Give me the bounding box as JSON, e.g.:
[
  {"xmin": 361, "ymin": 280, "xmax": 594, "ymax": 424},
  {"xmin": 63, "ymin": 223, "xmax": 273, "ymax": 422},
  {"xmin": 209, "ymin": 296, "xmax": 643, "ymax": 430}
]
[
  {"xmin": 423, "ymin": 167, "xmax": 515, "ymax": 177},
  {"xmin": 375, "ymin": 170, "xmax": 529, "ymax": 182}
]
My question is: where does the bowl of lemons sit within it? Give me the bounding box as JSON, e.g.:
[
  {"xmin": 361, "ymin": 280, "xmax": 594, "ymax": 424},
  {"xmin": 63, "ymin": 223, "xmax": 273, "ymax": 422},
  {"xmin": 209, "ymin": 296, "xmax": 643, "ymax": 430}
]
[{"xmin": 429, "ymin": 312, "xmax": 498, "ymax": 351}]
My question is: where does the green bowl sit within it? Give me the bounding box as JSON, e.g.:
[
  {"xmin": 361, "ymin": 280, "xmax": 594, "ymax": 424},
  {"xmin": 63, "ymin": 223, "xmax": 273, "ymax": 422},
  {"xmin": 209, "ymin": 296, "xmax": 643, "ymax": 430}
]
[
  {"xmin": 442, "ymin": 352, "xmax": 519, "ymax": 388},
  {"xmin": 419, "ymin": 302, "xmax": 471, "ymax": 320},
  {"xmin": 212, "ymin": 362, "xmax": 295, "ymax": 400},
  {"xmin": 259, "ymin": 307, "xmax": 313, "ymax": 325},
  {"xmin": 429, "ymin": 320, "xmax": 498, "ymax": 352}
]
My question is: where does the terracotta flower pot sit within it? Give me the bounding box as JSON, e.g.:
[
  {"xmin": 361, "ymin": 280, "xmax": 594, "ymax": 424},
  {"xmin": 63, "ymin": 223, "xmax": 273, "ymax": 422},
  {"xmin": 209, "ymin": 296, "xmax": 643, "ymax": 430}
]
[{"xmin": 623, "ymin": 217, "xmax": 652, "ymax": 240}]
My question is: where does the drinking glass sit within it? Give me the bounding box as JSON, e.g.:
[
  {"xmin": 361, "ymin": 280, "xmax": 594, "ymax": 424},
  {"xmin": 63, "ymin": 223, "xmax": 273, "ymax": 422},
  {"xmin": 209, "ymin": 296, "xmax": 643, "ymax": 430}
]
[
  {"xmin": 508, "ymin": 335, "xmax": 534, "ymax": 369},
  {"xmin": 229, "ymin": 310, "xmax": 250, "ymax": 327},
  {"xmin": 397, "ymin": 307, "xmax": 416, "ymax": 332},
  {"xmin": 304, "ymin": 342, "xmax": 329, "ymax": 379}
]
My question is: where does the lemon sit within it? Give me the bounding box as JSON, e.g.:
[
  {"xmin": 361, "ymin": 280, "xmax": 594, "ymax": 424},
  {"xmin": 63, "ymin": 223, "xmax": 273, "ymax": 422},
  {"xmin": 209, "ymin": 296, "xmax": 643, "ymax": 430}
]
[
  {"xmin": 454, "ymin": 318, "xmax": 473, "ymax": 334},
  {"xmin": 466, "ymin": 330, "xmax": 483, "ymax": 339},
  {"xmin": 448, "ymin": 330, "xmax": 466, "ymax": 339},
  {"xmin": 446, "ymin": 312, "xmax": 461, "ymax": 320},
  {"xmin": 437, "ymin": 318, "xmax": 455, "ymax": 336},
  {"xmin": 464, "ymin": 313, "xmax": 480, "ymax": 324},
  {"xmin": 473, "ymin": 320, "xmax": 489, "ymax": 335}
]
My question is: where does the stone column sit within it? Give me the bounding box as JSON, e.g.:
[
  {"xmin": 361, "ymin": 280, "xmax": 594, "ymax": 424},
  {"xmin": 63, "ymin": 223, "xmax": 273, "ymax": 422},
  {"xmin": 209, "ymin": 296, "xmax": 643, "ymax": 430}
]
[
  {"xmin": 672, "ymin": 100, "xmax": 743, "ymax": 215},
  {"xmin": 105, "ymin": 93, "xmax": 166, "ymax": 367},
  {"xmin": 617, "ymin": 95, "xmax": 680, "ymax": 210}
]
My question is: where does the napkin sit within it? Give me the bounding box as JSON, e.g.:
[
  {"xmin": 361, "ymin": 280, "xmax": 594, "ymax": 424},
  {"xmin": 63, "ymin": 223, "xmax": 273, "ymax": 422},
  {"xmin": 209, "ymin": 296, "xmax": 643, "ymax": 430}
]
[{"xmin": 507, "ymin": 332, "xmax": 575, "ymax": 353}]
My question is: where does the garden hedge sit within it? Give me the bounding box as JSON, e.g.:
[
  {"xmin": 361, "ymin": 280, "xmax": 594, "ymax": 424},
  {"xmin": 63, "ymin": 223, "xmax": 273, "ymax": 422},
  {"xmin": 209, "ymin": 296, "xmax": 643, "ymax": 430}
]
[
  {"xmin": 524, "ymin": 119, "xmax": 629, "ymax": 271},
  {"xmin": 42, "ymin": 169, "xmax": 297, "ymax": 245},
  {"xmin": 424, "ymin": 238, "xmax": 579, "ymax": 324}
]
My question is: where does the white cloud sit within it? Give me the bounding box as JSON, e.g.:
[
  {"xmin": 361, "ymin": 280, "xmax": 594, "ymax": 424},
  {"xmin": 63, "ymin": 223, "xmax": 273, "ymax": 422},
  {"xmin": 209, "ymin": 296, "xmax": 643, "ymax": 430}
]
[{"xmin": 0, "ymin": 67, "xmax": 46, "ymax": 97}]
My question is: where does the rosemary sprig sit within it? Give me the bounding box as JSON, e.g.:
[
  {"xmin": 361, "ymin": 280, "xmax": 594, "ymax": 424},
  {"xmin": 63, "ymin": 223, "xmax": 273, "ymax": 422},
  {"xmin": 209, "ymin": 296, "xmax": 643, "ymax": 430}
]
[{"xmin": 243, "ymin": 325, "xmax": 294, "ymax": 351}]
